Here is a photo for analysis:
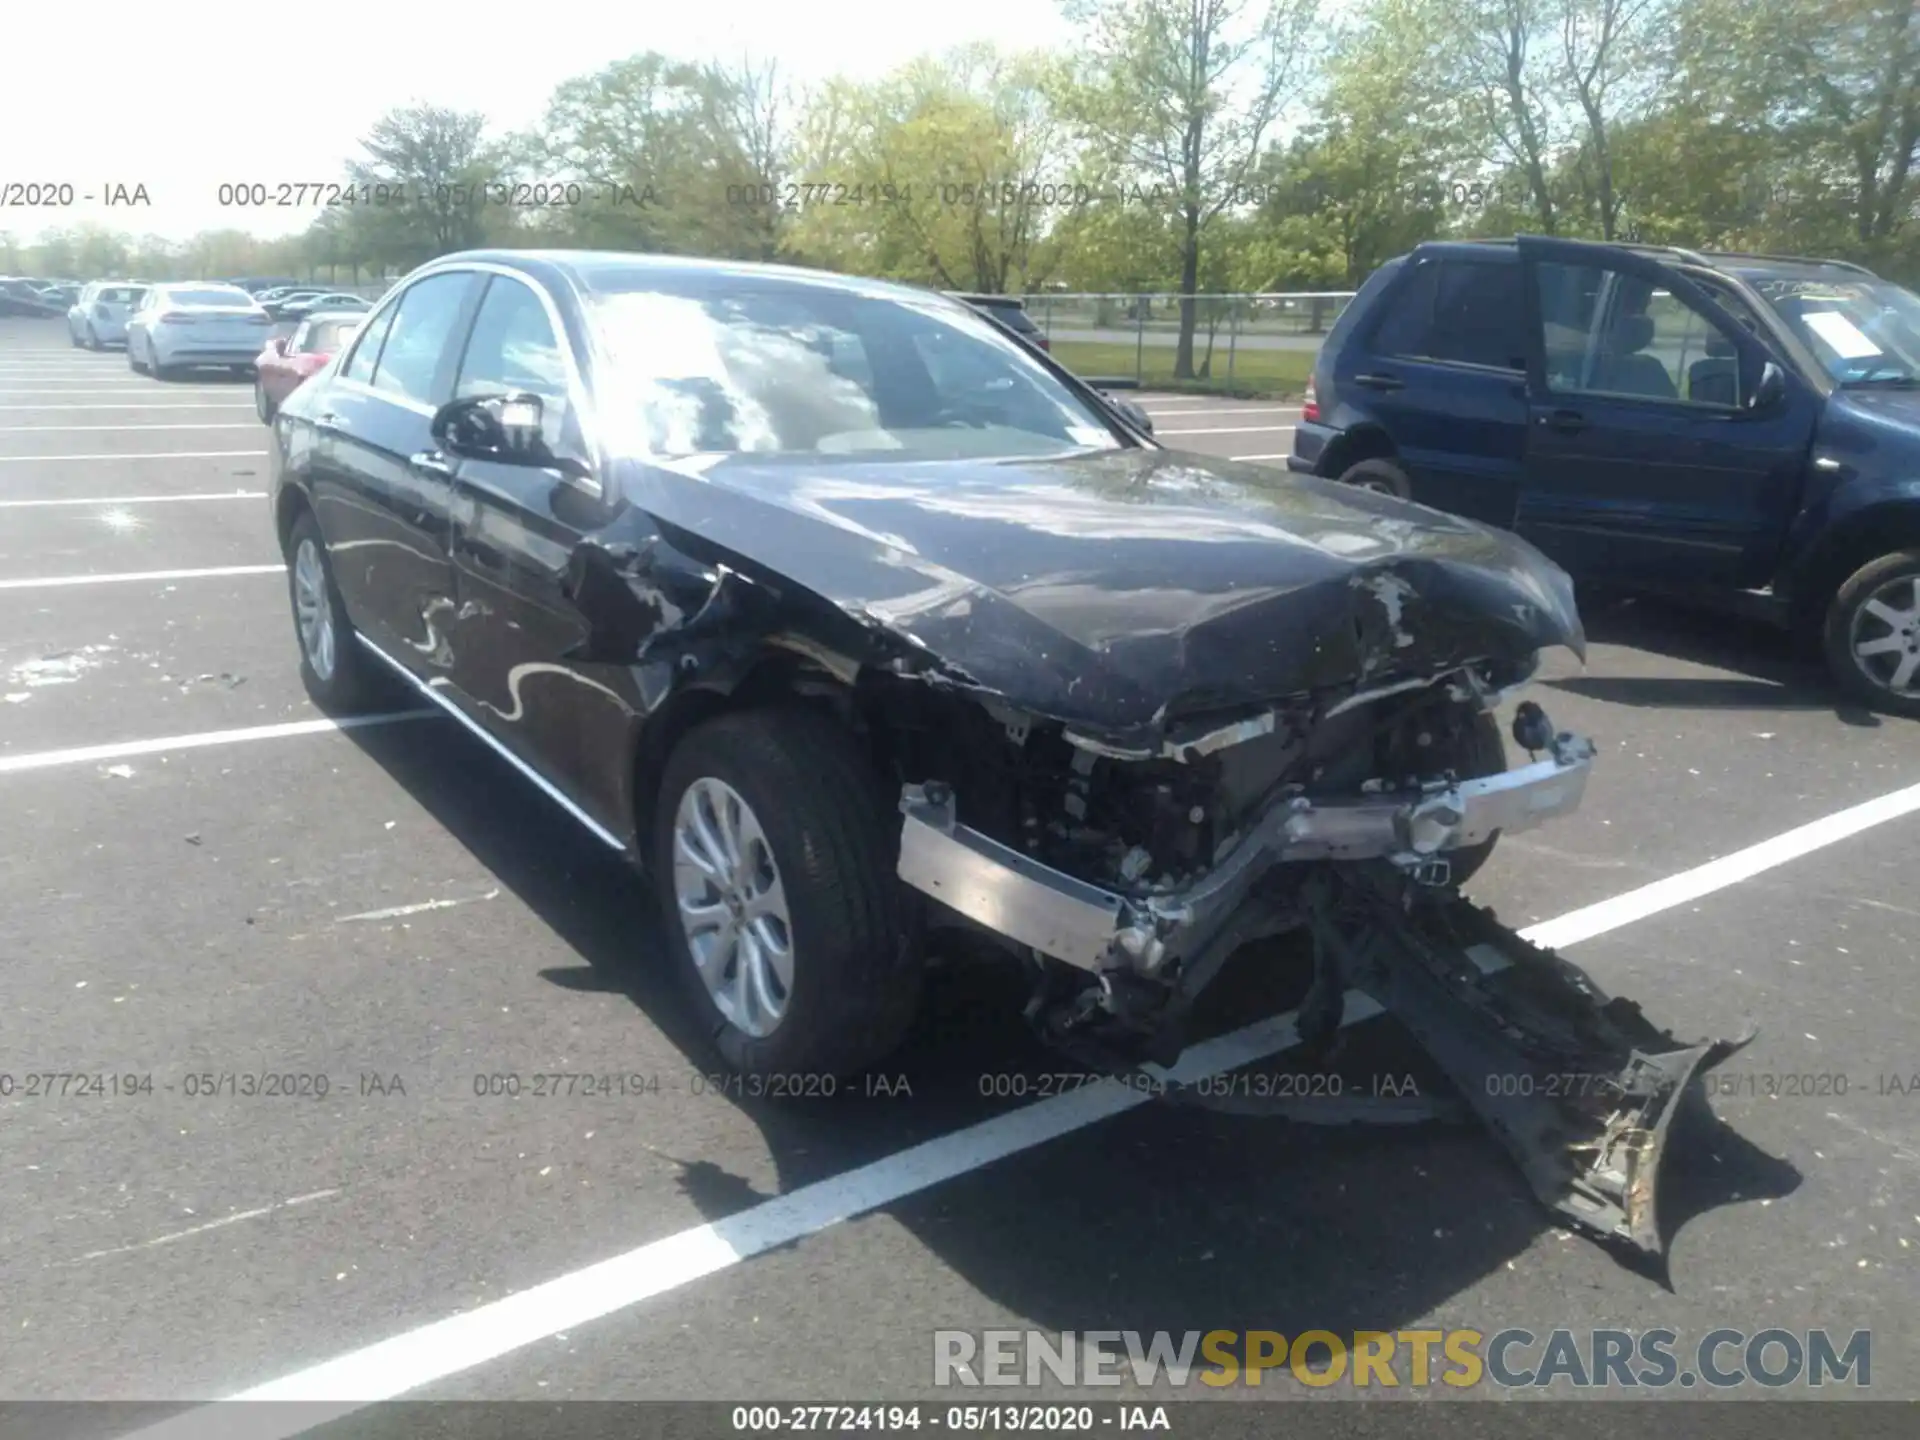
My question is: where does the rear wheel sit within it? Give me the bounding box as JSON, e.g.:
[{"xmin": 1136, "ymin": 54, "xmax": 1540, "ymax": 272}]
[
  {"xmin": 149, "ymin": 342, "xmax": 172, "ymax": 380},
  {"xmin": 128, "ymin": 338, "xmax": 148, "ymax": 374},
  {"xmin": 255, "ymin": 377, "xmax": 276, "ymax": 423},
  {"xmin": 1335, "ymin": 457, "xmax": 1412, "ymax": 499},
  {"xmin": 285, "ymin": 509, "xmax": 382, "ymax": 713},
  {"xmin": 653, "ymin": 708, "xmax": 924, "ymax": 1079},
  {"xmin": 1823, "ymin": 549, "xmax": 1920, "ymax": 719}
]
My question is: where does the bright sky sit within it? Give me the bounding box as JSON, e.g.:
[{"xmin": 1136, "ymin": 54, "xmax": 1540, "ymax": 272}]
[{"xmin": 1, "ymin": 0, "xmax": 1080, "ymax": 243}]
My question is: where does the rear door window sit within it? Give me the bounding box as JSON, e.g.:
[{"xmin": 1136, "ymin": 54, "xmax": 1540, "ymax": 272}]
[{"xmin": 1371, "ymin": 259, "xmax": 1526, "ymax": 370}]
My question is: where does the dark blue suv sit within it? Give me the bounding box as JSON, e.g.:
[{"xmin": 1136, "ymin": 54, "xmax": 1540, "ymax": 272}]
[{"xmin": 1290, "ymin": 236, "xmax": 1920, "ymax": 717}]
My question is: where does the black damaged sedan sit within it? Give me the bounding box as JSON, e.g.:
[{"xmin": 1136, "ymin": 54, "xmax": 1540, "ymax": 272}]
[{"xmin": 269, "ymin": 251, "xmax": 1749, "ymax": 1257}]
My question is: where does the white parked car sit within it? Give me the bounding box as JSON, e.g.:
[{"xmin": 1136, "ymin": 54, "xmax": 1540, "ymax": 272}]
[
  {"xmin": 68, "ymin": 282, "xmax": 149, "ymax": 349},
  {"xmin": 126, "ymin": 282, "xmax": 276, "ymax": 377}
]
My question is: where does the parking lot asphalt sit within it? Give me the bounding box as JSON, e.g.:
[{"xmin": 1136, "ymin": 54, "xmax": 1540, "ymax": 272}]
[{"xmin": 2, "ymin": 330, "xmax": 1917, "ymax": 1425}]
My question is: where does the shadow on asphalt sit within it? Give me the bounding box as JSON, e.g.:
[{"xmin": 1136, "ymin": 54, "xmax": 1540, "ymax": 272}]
[
  {"xmin": 336, "ymin": 714, "xmax": 1800, "ymax": 1337},
  {"xmin": 1546, "ymin": 594, "xmax": 1889, "ymax": 727}
]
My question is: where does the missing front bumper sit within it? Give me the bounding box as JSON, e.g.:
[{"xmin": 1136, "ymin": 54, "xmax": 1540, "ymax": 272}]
[{"xmin": 895, "ymin": 730, "xmax": 1596, "ymax": 976}]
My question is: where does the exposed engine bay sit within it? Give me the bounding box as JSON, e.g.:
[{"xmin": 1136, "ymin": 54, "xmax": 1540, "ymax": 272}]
[{"xmin": 870, "ymin": 656, "xmax": 1751, "ymax": 1263}]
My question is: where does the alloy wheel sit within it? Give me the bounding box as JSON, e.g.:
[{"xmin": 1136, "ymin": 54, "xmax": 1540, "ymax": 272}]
[
  {"xmin": 292, "ymin": 536, "xmax": 336, "ymax": 682},
  {"xmin": 1849, "ymin": 573, "xmax": 1920, "ymax": 698},
  {"xmin": 671, "ymin": 776, "xmax": 794, "ymax": 1038}
]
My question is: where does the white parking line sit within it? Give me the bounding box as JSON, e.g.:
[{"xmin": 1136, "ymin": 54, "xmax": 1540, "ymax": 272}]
[
  {"xmin": 0, "ymin": 390, "xmax": 242, "ymax": 397},
  {"xmin": 0, "ymin": 450, "xmax": 269, "ymax": 464},
  {"xmin": 0, "ymin": 563, "xmax": 283, "ymax": 590},
  {"xmin": 0, "ymin": 712, "xmax": 435, "ymax": 777},
  {"xmin": 0, "ymin": 423, "xmax": 258, "ymax": 432},
  {"xmin": 0, "ymin": 491, "xmax": 267, "ymax": 508},
  {"xmin": 108, "ymin": 774, "xmax": 1920, "ymax": 1435},
  {"xmin": 1155, "ymin": 425, "xmax": 1298, "ymax": 436}
]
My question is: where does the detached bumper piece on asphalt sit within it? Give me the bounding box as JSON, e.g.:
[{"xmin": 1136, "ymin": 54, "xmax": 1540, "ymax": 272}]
[{"xmin": 1300, "ymin": 867, "xmax": 1753, "ymax": 1260}]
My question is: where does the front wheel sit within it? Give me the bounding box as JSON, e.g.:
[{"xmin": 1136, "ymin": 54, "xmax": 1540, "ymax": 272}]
[
  {"xmin": 1823, "ymin": 549, "xmax": 1920, "ymax": 719},
  {"xmin": 653, "ymin": 707, "xmax": 924, "ymax": 1080}
]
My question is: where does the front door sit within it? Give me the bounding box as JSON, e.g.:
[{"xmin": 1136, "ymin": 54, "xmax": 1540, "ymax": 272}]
[
  {"xmin": 312, "ymin": 270, "xmax": 482, "ymax": 674},
  {"xmin": 442, "ymin": 274, "xmax": 630, "ymax": 842},
  {"xmin": 1514, "ymin": 237, "xmax": 1819, "ymax": 587}
]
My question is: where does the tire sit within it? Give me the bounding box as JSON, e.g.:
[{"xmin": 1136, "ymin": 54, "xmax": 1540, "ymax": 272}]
[
  {"xmin": 255, "ymin": 378, "xmax": 276, "ymax": 423},
  {"xmin": 1335, "ymin": 457, "xmax": 1412, "ymax": 499},
  {"xmin": 128, "ymin": 338, "xmax": 148, "ymax": 374},
  {"xmin": 84, "ymin": 324, "xmax": 98, "ymax": 351},
  {"xmin": 653, "ymin": 707, "xmax": 924, "ymax": 1080},
  {"xmin": 284, "ymin": 509, "xmax": 382, "ymax": 713},
  {"xmin": 1438, "ymin": 710, "xmax": 1510, "ymax": 888},
  {"xmin": 149, "ymin": 341, "xmax": 172, "ymax": 381},
  {"xmin": 68, "ymin": 324, "xmax": 81, "ymax": 349},
  {"xmin": 1822, "ymin": 549, "xmax": 1920, "ymax": 719}
]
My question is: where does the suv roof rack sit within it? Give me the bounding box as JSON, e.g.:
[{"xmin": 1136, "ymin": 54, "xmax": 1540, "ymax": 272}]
[
  {"xmin": 1690, "ymin": 250, "xmax": 1878, "ymax": 277},
  {"xmin": 1474, "ymin": 236, "xmax": 1879, "ymax": 280}
]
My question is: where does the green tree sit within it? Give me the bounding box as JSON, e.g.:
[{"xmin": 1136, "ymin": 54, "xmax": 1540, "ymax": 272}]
[
  {"xmin": 517, "ymin": 52, "xmax": 789, "ymax": 260},
  {"xmin": 785, "ymin": 46, "xmax": 1072, "ymax": 291},
  {"xmin": 1051, "ymin": 0, "xmax": 1323, "ymax": 376},
  {"xmin": 1253, "ymin": 0, "xmax": 1452, "ymax": 281},
  {"xmin": 1676, "ymin": 0, "xmax": 1919, "ymax": 265},
  {"xmin": 341, "ymin": 104, "xmax": 509, "ymax": 270}
]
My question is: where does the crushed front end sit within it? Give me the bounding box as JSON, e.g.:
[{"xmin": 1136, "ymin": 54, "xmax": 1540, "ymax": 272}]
[{"xmin": 889, "ymin": 660, "xmax": 1751, "ymax": 1261}]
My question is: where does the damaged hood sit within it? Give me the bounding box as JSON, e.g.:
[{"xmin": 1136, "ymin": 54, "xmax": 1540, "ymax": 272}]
[{"xmin": 611, "ymin": 447, "xmax": 1584, "ymax": 741}]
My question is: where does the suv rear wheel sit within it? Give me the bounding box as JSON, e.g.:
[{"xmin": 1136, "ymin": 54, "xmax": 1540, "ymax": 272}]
[
  {"xmin": 1824, "ymin": 549, "xmax": 1920, "ymax": 719},
  {"xmin": 653, "ymin": 708, "xmax": 924, "ymax": 1080},
  {"xmin": 1335, "ymin": 457, "xmax": 1411, "ymax": 499}
]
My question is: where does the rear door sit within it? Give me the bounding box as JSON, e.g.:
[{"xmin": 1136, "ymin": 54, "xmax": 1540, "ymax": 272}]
[
  {"xmin": 1335, "ymin": 253, "xmax": 1531, "ymax": 526},
  {"xmin": 1514, "ymin": 237, "xmax": 1819, "ymax": 586},
  {"xmin": 441, "ymin": 273, "xmax": 628, "ymax": 838},
  {"xmin": 309, "ymin": 269, "xmax": 483, "ymax": 673}
]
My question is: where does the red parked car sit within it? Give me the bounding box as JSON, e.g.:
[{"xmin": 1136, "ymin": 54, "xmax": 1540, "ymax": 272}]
[{"xmin": 254, "ymin": 313, "xmax": 362, "ymax": 421}]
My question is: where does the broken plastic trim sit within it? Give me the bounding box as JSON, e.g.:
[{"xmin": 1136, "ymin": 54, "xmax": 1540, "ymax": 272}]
[
  {"xmin": 894, "ymin": 722, "xmax": 1597, "ymax": 977},
  {"xmin": 1302, "ymin": 868, "xmax": 1755, "ymax": 1258}
]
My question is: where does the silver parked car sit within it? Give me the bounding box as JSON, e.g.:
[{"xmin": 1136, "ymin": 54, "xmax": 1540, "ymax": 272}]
[
  {"xmin": 68, "ymin": 282, "xmax": 149, "ymax": 349},
  {"xmin": 126, "ymin": 282, "xmax": 276, "ymax": 377}
]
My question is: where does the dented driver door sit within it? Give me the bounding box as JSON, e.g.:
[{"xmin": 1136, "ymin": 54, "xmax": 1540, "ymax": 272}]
[{"xmin": 442, "ymin": 274, "xmax": 635, "ymax": 848}]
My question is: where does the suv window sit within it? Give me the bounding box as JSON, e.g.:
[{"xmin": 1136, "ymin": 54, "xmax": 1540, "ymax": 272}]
[
  {"xmin": 1537, "ymin": 263, "xmax": 1744, "ymax": 406},
  {"xmin": 1370, "ymin": 259, "xmax": 1526, "ymax": 370},
  {"xmin": 454, "ymin": 276, "xmax": 573, "ymax": 448},
  {"xmin": 369, "ymin": 272, "xmax": 473, "ymax": 406}
]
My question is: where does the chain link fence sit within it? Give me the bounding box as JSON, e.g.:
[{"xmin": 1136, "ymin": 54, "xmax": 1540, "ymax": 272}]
[{"xmin": 1025, "ymin": 291, "xmax": 1357, "ymax": 392}]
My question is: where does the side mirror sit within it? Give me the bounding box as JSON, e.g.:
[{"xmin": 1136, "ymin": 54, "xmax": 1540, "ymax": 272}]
[
  {"xmin": 1113, "ymin": 398, "xmax": 1154, "ymax": 435},
  {"xmin": 1747, "ymin": 359, "xmax": 1787, "ymax": 413},
  {"xmin": 430, "ymin": 392, "xmax": 594, "ymax": 484}
]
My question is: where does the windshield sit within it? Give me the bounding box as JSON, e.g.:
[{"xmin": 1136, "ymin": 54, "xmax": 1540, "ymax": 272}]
[
  {"xmin": 1749, "ymin": 276, "xmax": 1920, "ymax": 385},
  {"xmin": 584, "ymin": 276, "xmax": 1123, "ymax": 461}
]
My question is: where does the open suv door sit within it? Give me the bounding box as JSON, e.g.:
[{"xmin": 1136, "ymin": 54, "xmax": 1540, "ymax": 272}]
[{"xmin": 1513, "ymin": 236, "xmax": 1819, "ymax": 589}]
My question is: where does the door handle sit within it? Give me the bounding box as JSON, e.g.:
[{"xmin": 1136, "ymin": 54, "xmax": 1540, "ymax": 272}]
[
  {"xmin": 1539, "ymin": 409, "xmax": 1588, "ymax": 433},
  {"xmin": 1352, "ymin": 372, "xmax": 1403, "ymax": 391},
  {"xmin": 409, "ymin": 449, "xmax": 455, "ymax": 478}
]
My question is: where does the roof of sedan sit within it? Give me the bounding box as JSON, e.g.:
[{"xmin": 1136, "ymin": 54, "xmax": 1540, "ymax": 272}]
[{"xmin": 425, "ymin": 249, "xmax": 967, "ymax": 306}]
